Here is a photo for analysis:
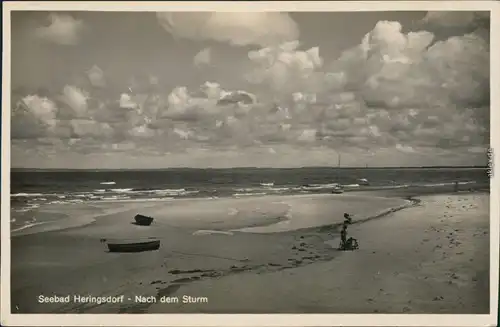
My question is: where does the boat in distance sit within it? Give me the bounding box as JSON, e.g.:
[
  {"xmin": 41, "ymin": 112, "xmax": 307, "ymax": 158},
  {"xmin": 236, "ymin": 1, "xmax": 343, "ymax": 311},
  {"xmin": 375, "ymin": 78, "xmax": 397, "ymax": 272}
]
[
  {"xmin": 107, "ymin": 239, "xmax": 160, "ymax": 253},
  {"xmin": 134, "ymin": 214, "xmax": 154, "ymax": 226},
  {"xmin": 331, "ymin": 187, "xmax": 344, "ymax": 194}
]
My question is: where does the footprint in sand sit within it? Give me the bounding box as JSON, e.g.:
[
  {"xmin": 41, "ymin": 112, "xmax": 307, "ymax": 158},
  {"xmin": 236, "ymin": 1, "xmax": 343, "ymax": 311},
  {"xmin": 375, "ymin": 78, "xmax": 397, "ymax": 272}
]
[
  {"xmin": 174, "ymin": 276, "xmax": 201, "ymax": 283},
  {"xmin": 267, "ymin": 263, "xmax": 281, "ymax": 267}
]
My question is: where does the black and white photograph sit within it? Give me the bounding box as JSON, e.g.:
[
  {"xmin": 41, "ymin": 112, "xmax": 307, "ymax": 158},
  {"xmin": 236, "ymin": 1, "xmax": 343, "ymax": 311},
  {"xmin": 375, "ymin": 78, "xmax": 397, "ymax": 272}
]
[{"xmin": 2, "ymin": 1, "xmax": 499, "ymax": 326}]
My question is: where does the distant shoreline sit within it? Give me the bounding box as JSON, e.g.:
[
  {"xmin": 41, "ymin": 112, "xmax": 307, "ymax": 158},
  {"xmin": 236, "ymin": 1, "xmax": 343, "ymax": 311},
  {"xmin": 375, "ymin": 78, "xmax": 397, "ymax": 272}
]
[{"xmin": 11, "ymin": 166, "xmax": 490, "ymax": 172}]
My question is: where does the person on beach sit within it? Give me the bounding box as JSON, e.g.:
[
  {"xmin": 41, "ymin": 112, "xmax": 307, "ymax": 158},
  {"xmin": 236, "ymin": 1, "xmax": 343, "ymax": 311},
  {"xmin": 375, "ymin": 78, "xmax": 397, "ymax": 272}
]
[
  {"xmin": 343, "ymin": 213, "xmax": 352, "ymax": 225},
  {"xmin": 340, "ymin": 224, "xmax": 348, "ymax": 249}
]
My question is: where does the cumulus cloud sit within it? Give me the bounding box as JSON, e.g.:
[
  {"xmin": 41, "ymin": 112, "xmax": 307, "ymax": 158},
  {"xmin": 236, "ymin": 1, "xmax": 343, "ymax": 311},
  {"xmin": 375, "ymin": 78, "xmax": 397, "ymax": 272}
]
[
  {"xmin": 34, "ymin": 13, "xmax": 85, "ymax": 45},
  {"xmin": 59, "ymin": 85, "xmax": 89, "ymax": 118},
  {"xmin": 149, "ymin": 75, "xmax": 159, "ymax": 85},
  {"xmin": 87, "ymin": 65, "xmax": 106, "ymax": 88},
  {"xmin": 194, "ymin": 47, "xmax": 212, "ymax": 67},
  {"xmin": 12, "ymin": 95, "xmax": 58, "ymax": 139},
  {"xmin": 246, "ymin": 41, "xmax": 324, "ymax": 98},
  {"xmin": 328, "ymin": 20, "xmax": 489, "ymax": 110},
  {"xmin": 420, "ymin": 11, "xmax": 489, "ymax": 28},
  {"xmin": 119, "ymin": 93, "xmax": 137, "ymax": 109},
  {"xmin": 156, "ymin": 12, "xmax": 299, "ymax": 47},
  {"xmin": 70, "ymin": 119, "xmax": 114, "ymax": 138},
  {"xmin": 418, "ymin": 11, "xmax": 490, "ymax": 41},
  {"xmin": 317, "ymin": 19, "xmax": 489, "ymax": 155}
]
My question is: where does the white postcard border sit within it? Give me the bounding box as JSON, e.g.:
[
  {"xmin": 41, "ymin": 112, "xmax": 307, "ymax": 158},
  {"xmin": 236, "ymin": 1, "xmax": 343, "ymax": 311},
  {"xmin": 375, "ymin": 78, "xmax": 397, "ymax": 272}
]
[{"xmin": 1, "ymin": 1, "xmax": 498, "ymax": 326}]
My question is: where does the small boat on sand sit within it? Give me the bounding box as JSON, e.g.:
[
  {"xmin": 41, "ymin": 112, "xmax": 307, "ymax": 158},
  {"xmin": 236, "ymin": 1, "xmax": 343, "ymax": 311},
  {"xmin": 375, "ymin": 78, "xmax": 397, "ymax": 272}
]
[
  {"xmin": 134, "ymin": 214, "xmax": 154, "ymax": 226},
  {"xmin": 107, "ymin": 239, "xmax": 160, "ymax": 253}
]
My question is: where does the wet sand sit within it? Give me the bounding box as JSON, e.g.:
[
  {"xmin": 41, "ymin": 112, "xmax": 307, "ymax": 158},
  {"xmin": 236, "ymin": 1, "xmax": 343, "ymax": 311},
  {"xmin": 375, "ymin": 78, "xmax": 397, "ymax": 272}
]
[
  {"xmin": 150, "ymin": 193, "xmax": 489, "ymax": 314},
  {"xmin": 10, "ymin": 188, "xmax": 489, "ymax": 314}
]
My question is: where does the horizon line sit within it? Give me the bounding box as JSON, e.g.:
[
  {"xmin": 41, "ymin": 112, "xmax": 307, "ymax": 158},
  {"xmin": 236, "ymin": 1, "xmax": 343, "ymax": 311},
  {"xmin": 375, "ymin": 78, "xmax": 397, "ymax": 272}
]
[{"xmin": 10, "ymin": 165, "xmax": 489, "ymax": 171}]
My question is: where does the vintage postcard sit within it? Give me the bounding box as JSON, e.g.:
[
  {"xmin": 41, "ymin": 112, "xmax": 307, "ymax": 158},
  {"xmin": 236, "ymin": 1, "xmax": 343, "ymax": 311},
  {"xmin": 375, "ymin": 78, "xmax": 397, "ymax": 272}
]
[{"xmin": 1, "ymin": 1, "xmax": 498, "ymax": 326}]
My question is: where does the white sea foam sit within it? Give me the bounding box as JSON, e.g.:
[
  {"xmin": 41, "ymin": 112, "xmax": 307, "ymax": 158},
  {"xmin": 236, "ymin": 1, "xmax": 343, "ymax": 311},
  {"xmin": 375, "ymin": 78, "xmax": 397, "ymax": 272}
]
[
  {"xmin": 96, "ymin": 197, "xmax": 175, "ymax": 203},
  {"xmin": 11, "ymin": 221, "xmax": 48, "ymax": 233},
  {"xmin": 110, "ymin": 188, "xmax": 134, "ymax": 193},
  {"xmin": 192, "ymin": 230, "xmax": 234, "ymax": 236},
  {"xmin": 268, "ymin": 187, "xmax": 291, "ymax": 192},
  {"xmin": 235, "ymin": 188, "xmax": 258, "ymax": 192},
  {"xmin": 100, "ymin": 181, "xmax": 116, "ymax": 185},
  {"xmin": 11, "ymin": 193, "xmax": 44, "ymax": 197},
  {"xmin": 233, "ymin": 192, "xmax": 267, "ymax": 197},
  {"xmin": 48, "ymin": 200, "xmax": 68, "ymax": 205},
  {"xmin": 13, "ymin": 204, "xmax": 40, "ymax": 212}
]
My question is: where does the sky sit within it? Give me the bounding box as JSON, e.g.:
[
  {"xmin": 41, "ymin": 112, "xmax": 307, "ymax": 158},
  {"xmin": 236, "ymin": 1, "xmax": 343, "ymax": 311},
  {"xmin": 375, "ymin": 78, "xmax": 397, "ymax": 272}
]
[{"xmin": 10, "ymin": 9, "xmax": 490, "ymax": 168}]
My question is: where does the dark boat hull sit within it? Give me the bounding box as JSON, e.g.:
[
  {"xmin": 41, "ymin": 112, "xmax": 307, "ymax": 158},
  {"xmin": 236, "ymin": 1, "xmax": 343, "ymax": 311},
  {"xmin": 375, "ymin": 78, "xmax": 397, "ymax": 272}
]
[
  {"xmin": 134, "ymin": 214, "xmax": 154, "ymax": 226},
  {"xmin": 107, "ymin": 240, "xmax": 160, "ymax": 253}
]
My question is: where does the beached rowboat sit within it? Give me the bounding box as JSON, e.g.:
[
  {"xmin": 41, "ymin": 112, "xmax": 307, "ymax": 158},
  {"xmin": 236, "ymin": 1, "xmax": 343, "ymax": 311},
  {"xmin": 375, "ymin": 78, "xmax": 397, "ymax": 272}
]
[
  {"xmin": 107, "ymin": 239, "xmax": 160, "ymax": 253},
  {"xmin": 134, "ymin": 214, "xmax": 154, "ymax": 226}
]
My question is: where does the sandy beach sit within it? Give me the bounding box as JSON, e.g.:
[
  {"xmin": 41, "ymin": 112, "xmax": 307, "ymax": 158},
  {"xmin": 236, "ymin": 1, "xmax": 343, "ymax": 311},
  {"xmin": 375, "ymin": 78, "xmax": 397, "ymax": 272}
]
[{"xmin": 10, "ymin": 188, "xmax": 490, "ymax": 314}]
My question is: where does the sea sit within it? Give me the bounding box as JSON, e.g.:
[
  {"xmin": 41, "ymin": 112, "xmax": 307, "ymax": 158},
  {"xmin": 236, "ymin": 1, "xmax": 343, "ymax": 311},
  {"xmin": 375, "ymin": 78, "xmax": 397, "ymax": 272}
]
[{"xmin": 10, "ymin": 167, "xmax": 490, "ymax": 233}]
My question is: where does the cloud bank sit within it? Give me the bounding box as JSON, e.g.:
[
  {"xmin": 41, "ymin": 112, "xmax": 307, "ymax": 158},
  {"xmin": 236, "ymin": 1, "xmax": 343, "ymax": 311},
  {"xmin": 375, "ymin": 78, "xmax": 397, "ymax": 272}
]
[
  {"xmin": 34, "ymin": 13, "xmax": 85, "ymax": 45},
  {"xmin": 156, "ymin": 12, "xmax": 300, "ymax": 47},
  {"xmin": 12, "ymin": 11, "xmax": 490, "ymax": 167},
  {"xmin": 194, "ymin": 47, "xmax": 212, "ymax": 67}
]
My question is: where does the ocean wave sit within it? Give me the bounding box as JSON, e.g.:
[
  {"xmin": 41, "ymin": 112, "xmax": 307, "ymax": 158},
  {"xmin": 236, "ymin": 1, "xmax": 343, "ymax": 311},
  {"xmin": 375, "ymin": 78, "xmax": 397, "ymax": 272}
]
[
  {"xmin": 100, "ymin": 195, "xmax": 132, "ymax": 201},
  {"xmin": 342, "ymin": 184, "xmax": 360, "ymax": 188},
  {"xmin": 235, "ymin": 188, "xmax": 259, "ymax": 192},
  {"xmin": 96, "ymin": 197, "xmax": 176, "ymax": 203},
  {"xmin": 11, "ymin": 193, "xmax": 44, "ymax": 197},
  {"xmin": 233, "ymin": 192, "xmax": 268, "ymax": 197},
  {"xmin": 268, "ymin": 187, "xmax": 291, "ymax": 192},
  {"xmin": 100, "ymin": 181, "xmax": 116, "ymax": 185},
  {"xmin": 11, "ymin": 221, "xmax": 49, "ymax": 233},
  {"xmin": 300, "ymin": 183, "xmax": 340, "ymax": 191},
  {"xmin": 418, "ymin": 181, "xmax": 476, "ymax": 187},
  {"xmin": 112, "ymin": 188, "xmax": 201, "ymax": 196},
  {"xmin": 110, "ymin": 188, "xmax": 134, "ymax": 193},
  {"xmin": 48, "ymin": 200, "xmax": 70, "ymax": 205},
  {"xmin": 10, "ymin": 179, "xmax": 479, "ymax": 210},
  {"xmin": 13, "ymin": 203, "xmax": 40, "ymax": 212},
  {"xmin": 192, "ymin": 230, "xmax": 234, "ymax": 236}
]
